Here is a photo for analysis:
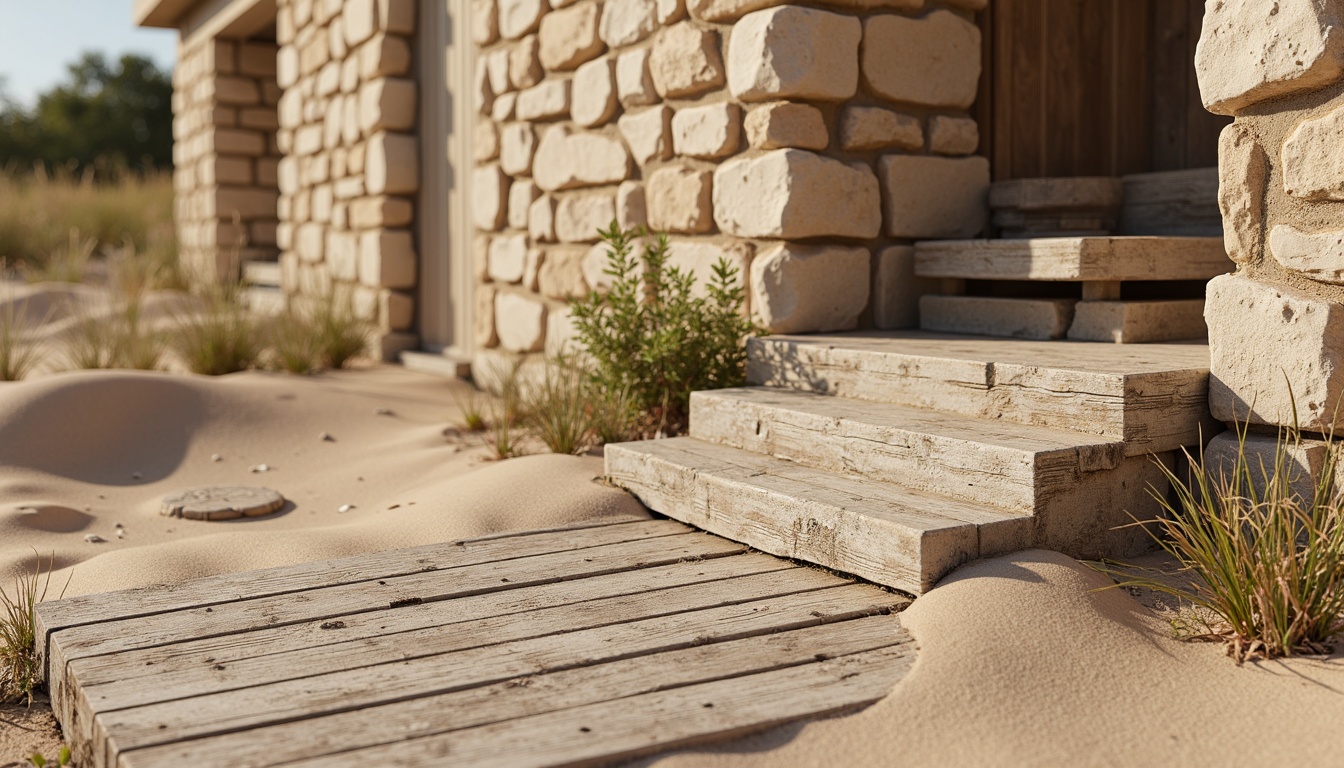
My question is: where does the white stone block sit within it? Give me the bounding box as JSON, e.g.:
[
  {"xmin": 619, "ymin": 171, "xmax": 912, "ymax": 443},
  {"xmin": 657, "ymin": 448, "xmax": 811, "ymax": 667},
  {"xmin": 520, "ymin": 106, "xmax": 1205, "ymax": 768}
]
[
  {"xmin": 555, "ymin": 193, "xmax": 617, "ymax": 243},
  {"xmin": 488, "ymin": 233, "xmax": 530, "ymax": 282},
  {"xmin": 572, "ymin": 58, "xmax": 619, "ymax": 127},
  {"xmin": 509, "ymin": 179, "xmax": 541, "ymax": 230},
  {"xmin": 728, "ymin": 6, "xmax": 860, "ymax": 102},
  {"xmin": 744, "ymin": 102, "xmax": 828, "ymax": 150},
  {"xmin": 498, "ymin": 0, "xmax": 547, "ymax": 39},
  {"xmin": 840, "ymin": 106, "xmax": 923, "ymax": 151},
  {"xmin": 616, "ymin": 48, "xmax": 658, "ymax": 106},
  {"xmin": 600, "ymin": 0, "xmax": 658, "ymax": 47},
  {"xmin": 618, "ymin": 105, "xmax": 673, "ymax": 165},
  {"xmin": 878, "ymin": 155, "xmax": 988, "ymax": 239},
  {"xmin": 929, "ymin": 115, "xmax": 979, "ymax": 155},
  {"xmin": 1282, "ymin": 105, "xmax": 1344, "ymax": 201},
  {"xmin": 713, "ymin": 149, "xmax": 881, "ymax": 239},
  {"xmin": 1270, "ymin": 225, "xmax": 1344, "ymax": 285},
  {"xmin": 473, "ymin": 164, "xmax": 509, "ymax": 231},
  {"xmin": 672, "ymin": 102, "xmax": 741, "ymax": 159},
  {"xmin": 862, "ymin": 10, "xmax": 980, "ymax": 108},
  {"xmin": 647, "ymin": 165, "xmax": 714, "ymax": 234},
  {"xmin": 500, "ymin": 122, "xmax": 538, "ymax": 176},
  {"xmin": 533, "ymin": 126, "xmax": 632, "ymax": 191},
  {"xmin": 750, "ymin": 243, "xmax": 870, "ymax": 334},
  {"xmin": 1220, "ymin": 122, "xmax": 1268, "ymax": 265},
  {"xmin": 649, "ymin": 22, "xmax": 725, "ymax": 98},
  {"xmin": 495, "ymin": 291, "xmax": 548, "ymax": 352},
  {"xmin": 509, "ymin": 34, "xmax": 544, "ymax": 89},
  {"xmin": 529, "ymin": 194, "xmax": 558, "ymax": 242},
  {"xmin": 515, "ymin": 79, "xmax": 571, "ymax": 121},
  {"xmin": 539, "ymin": 2, "xmax": 604, "ymax": 70}
]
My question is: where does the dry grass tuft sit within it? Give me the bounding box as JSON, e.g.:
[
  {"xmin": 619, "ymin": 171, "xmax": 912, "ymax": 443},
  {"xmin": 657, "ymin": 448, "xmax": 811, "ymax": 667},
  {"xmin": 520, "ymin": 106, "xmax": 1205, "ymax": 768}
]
[
  {"xmin": 1, "ymin": 552, "xmax": 65, "ymax": 706},
  {"xmin": 0, "ymin": 297, "xmax": 44, "ymax": 381},
  {"xmin": 173, "ymin": 284, "xmax": 263, "ymax": 376}
]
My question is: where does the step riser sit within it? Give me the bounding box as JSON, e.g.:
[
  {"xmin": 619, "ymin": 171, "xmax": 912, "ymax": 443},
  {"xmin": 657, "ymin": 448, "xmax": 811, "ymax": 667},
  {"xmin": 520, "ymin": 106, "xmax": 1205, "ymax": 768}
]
[
  {"xmin": 746, "ymin": 336, "xmax": 1211, "ymax": 455},
  {"xmin": 690, "ymin": 391, "xmax": 1124, "ymax": 514}
]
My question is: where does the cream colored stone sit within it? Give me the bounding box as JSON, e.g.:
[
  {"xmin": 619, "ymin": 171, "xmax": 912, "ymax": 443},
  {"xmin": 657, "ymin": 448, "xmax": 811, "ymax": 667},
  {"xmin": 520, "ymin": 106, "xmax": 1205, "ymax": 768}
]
[
  {"xmin": 713, "ymin": 149, "xmax": 880, "ymax": 239},
  {"xmin": 1195, "ymin": 0, "xmax": 1344, "ymax": 115},
  {"xmin": 492, "ymin": 91, "xmax": 518, "ymax": 122},
  {"xmin": 345, "ymin": 0, "xmax": 379, "ymax": 46},
  {"xmin": 616, "ymin": 181, "xmax": 647, "ymax": 230},
  {"xmin": 649, "ymin": 22, "xmax": 725, "ymax": 98},
  {"xmin": 839, "ymin": 106, "xmax": 923, "ymax": 151},
  {"xmin": 545, "ymin": 306, "xmax": 581, "ymax": 358},
  {"xmin": 327, "ymin": 231, "xmax": 359, "ymax": 280},
  {"xmin": 1067, "ymin": 299, "xmax": 1208, "ymax": 344},
  {"xmin": 1206, "ymin": 273, "xmax": 1344, "ymax": 431},
  {"xmin": 488, "ymin": 233, "xmax": 529, "ymax": 282},
  {"xmin": 475, "ymin": 117, "xmax": 501, "ymax": 162},
  {"xmin": 495, "ymin": 292, "xmax": 548, "ymax": 352},
  {"xmin": 1219, "ymin": 122, "xmax": 1267, "ymax": 265},
  {"xmin": 360, "ymin": 33, "xmax": 412, "ymax": 79},
  {"xmin": 862, "ymin": 11, "xmax": 980, "ymax": 108},
  {"xmin": 475, "ymin": 59, "xmax": 495, "ymax": 116},
  {"xmin": 529, "ymin": 194, "xmax": 558, "ymax": 241},
  {"xmin": 474, "ymin": 234, "xmax": 492, "ymax": 282},
  {"xmin": 878, "ymin": 155, "xmax": 988, "ymax": 238},
  {"xmin": 358, "ymin": 230, "xmax": 416, "ymax": 288},
  {"xmin": 751, "ymin": 243, "xmax": 869, "ymax": 333},
  {"xmin": 509, "ymin": 34, "xmax": 544, "ymax": 89},
  {"xmin": 500, "ymin": 122, "xmax": 538, "ymax": 176},
  {"xmin": 487, "ymin": 48, "xmax": 513, "ymax": 96},
  {"xmin": 671, "ymin": 102, "xmax": 741, "ymax": 159},
  {"xmin": 539, "ymin": 3, "xmax": 604, "ymax": 71},
  {"xmin": 666, "ymin": 240, "xmax": 752, "ymax": 297},
  {"xmin": 572, "ymin": 58, "xmax": 619, "ymax": 127},
  {"xmin": 617, "ymin": 105, "xmax": 673, "ymax": 165},
  {"xmin": 872, "ymin": 245, "xmax": 929, "ymax": 330},
  {"xmin": 656, "ymin": 0, "xmax": 685, "ymax": 22},
  {"xmin": 358, "ymin": 78, "xmax": 417, "ymax": 135},
  {"xmin": 532, "ymin": 126, "xmax": 632, "ymax": 191},
  {"xmin": 920, "ymin": 296, "xmax": 1075, "ymax": 341},
  {"xmin": 349, "ymin": 196, "xmax": 414, "ymax": 228},
  {"xmin": 929, "ymin": 115, "xmax": 979, "ymax": 155},
  {"xmin": 473, "ymin": 0, "xmax": 500, "ymax": 45},
  {"xmin": 601, "ymin": 0, "xmax": 658, "ymax": 47},
  {"xmin": 473, "ymin": 164, "xmax": 509, "ymax": 231},
  {"xmin": 744, "ymin": 102, "xmax": 827, "ymax": 150},
  {"xmin": 728, "ymin": 7, "xmax": 860, "ymax": 102},
  {"xmin": 616, "ymin": 48, "xmax": 658, "ymax": 106},
  {"xmin": 295, "ymin": 222, "xmax": 325, "ymax": 262},
  {"xmin": 1283, "ymin": 106, "xmax": 1344, "ymax": 201},
  {"xmin": 581, "ymin": 240, "xmax": 638, "ymax": 292},
  {"xmin": 1270, "ymin": 225, "xmax": 1344, "ymax": 284},
  {"xmin": 538, "ymin": 245, "xmax": 590, "ymax": 298},
  {"xmin": 523, "ymin": 246, "xmax": 545, "ymax": 290},
  {"xmin": 555, "ymin": 193, "xmax": 617, "ymax": 242},
  {"xmin": 515, "ymin": 79, "xmax": 571, "ymax": 120},
  {"xmin": 509, "ymin": 179, "xmax": 541, "ymax": 230},
  {"xmin": 647, "ymin": 165, "xmax": 714, "ymax": 234},
  {"xmin": 499, "ymin": 0, "xmax": 548, "ymax": 39},
  {"xmin": 366, "ymin": 132, "xmax": 419, "ymax": 195}
]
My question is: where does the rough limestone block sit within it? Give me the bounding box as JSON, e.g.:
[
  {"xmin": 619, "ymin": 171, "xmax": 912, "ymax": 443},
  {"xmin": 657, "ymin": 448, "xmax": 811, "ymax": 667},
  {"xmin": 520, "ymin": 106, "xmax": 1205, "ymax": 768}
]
[
  {"xmin": 601, "ymin": 0, "xmax": 658, "ymax": 47},
  {"xmin": 509, "ymin": 34, "xmax": 544, "ymax": 89},
  {"xmin": 647, "ymin": 165, "xmax": 714, "ymax": 234},
  {"xmin": 1282, "ymin": 106, "xmax": 1344, "ymax": 201},
  {"xmin": 366, "ymin": 132, "xmax": 419, "ymax": 195},
  {"xmin": 358, "ymin": 230, "xmax": 417, "ymax": 289},
  {"xmin": 495, "ymin": 291, "xmax": 548, "ymax": 352},
  {"xmin": 1270, "ymin": 225, "xmax": 1344, "ymax": 284},
  {"xmin": 538, "ymin": 245, "xmax": 590, "ymax": 299},
  {"xmin": 920, "ymin": 296, "xmax": 1076, "ymax": 341},
  {"xmin": 872, "ymin": 245, "xmax": 930, "ymax": 330},
  {"xmin": 649, "ymin": 22, "xmax": 725, "ymax": 99},
  {"xmin": 529, "ymin": 194, "xmax": 558, "ymax": 242},
  {"xmin": 879, "ymin": 155, "xmax": 988, "ymax": 239},
  {"xmin": 1206, "ymin": 273, "xmax": 1344, "ymax": 431},
  {"xmin": 539, "ymin": 3, "xmax": 605, "ymax": 71},
  {"xmin": 349, "ymin": 196, "xmax": 414, "ymax": 228},
  {"xmin": 671, "ymin": 102, "xmax": 741, "ymax": 159},
  {"xmin": 545, "ymin": 306, "xmax": 581, "ymax": 358},
  {"xmin": 714, "ymin": 149, "xmax": 881, "ymax": 239},
  {"xmin": 358, "ymin": 78, "xmax": 417, "ymax": 135},
  {"xmin": 492, "ymin": 91, "xmax": 518, "ymax": 122},
  {"xmin": 929, "ymin": 115, "xmax": 979, "ymax": 155},
  {"xmin": 508, "ymin": 179, "xmax": 541, "ymax": 230},
  {"xmin": 658, "ymin": 0, "xmax": 685, "ymax": 23},
  {"xmin": 488, "ymin": 233, "xmax": 529, "ymax": 282},
  {"xmin": 751, "ymin": 243, "xmax": 870, "ymax": 333},
  {"xmin": 475, "ymin": 119, "xmax": 501, "ymax": 162},
  {"xmin": 1219, "ymin": 122, "xmax": 1268, "ymax": 264},
  {"xmin": 1067, "ymin": 300, "xmax": 1208, "ymax": 344},
  {"xmin": 861, "ymin": 10, "xmax": 980, "ymax": 108},
  {"xmin": 1204, "ymin": 431, "xmax": 1332, "ymax": 504},
  {"xmin": 572, "ymin": 58, "xmax": 619, "ymax": 127},
  {"xmin": 744, "ymin": 102, "xmax": 828, "ymax": 150},
  {"xmin": 533, "ymin": 126, "xmax": 632, "ymax": 191},
  {"xmin": 516, "ymin": 79, "xmax": 571, "ymax": 121},
  {"xmin": 473, "ymin": 164, "xmax": 509, "ymax": 231},
  {"xmin": 690, "ymin": 0, "xmax": 919, "ymax": 23},
  {"xmin": 727, "ymin": 7, "xmax": 861, "ymax": 102},
  {"xmin": 498, "ymin": 0, "xmax": 547, "ymax": 39},
  {"xmin": 618, "ymin": 105, "xmax": 673, "ymax": 165},
  {"xmin": 839, "ymin": 106, "xmax": 923, "ymax": 151},
  {"xmin": 616, "ymin": 48, "xmax": 658, "ymax": 106},
  {"xmin": 617, "ymin": 181, "xmax": 648, "ymax": 230},
  {"xmin": 555, "ymin": 193, "xmax": 617, "ymax": 243},
  {"xmin": 487, "ymin": 47, "xmax": 513, "ymax": 96},
  {"xmin": 473, "ymin": 0, "xmax": 500, "ymax": 45},
  {"xmin": 523, "ymin": 246, "xmax": 545, "ymax": 290},
  {"xmin": 667, "ymin": 240, "xmax": 752, "ymax": 298},
  {"xmin": 1195, "ymin": 0, "xmax": 1344, "ymax": 115},
  {"xmin": 500, "ymin": 122, "xmax": 538, "ymax": 176}
]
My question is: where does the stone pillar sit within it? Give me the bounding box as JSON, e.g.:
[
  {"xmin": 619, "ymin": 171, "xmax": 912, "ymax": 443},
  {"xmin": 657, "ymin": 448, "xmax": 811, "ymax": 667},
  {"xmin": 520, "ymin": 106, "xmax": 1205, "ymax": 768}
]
[{"xmin": 1196, "ymin": 0, "xmax": 1344, "ymax": 464}]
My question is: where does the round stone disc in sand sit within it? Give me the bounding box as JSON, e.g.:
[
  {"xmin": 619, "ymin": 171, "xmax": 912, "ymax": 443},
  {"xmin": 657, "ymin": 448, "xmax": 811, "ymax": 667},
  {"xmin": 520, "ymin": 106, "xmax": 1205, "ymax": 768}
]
[{"xmin": 161, "ymin": 486, "xmax": 285, "ymax": 521}]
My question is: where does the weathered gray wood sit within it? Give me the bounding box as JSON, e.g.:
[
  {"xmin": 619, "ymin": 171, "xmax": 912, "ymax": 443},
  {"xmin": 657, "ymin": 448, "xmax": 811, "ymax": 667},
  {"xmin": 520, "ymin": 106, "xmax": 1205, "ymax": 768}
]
[
  {"xmin": 36, "ymin": 516, "xmax": 664, "ymax": 679},
  {"xmin": 746, "ymin": 331, "xmax": 1213, "ymax": 454},
  {"xmin": 913, "ymin": 236, "xmax": 1232, "ymax": 281},
  {"xmin": 280, "ymin": 644, "xmax": 911, "ymax": 768},
  {"xmin": 690, "ymin": 386, "xmax": 1125, "ymax": 514},
  {"xmin": 919, "ymin": 295, "xmax": 1077, "ymax": 341},
  {"xmin": 1068, "ymin": 299, "xmax": 1208, "ymax": 343},
  {"xmin": 88, "ymin": 584, "xmax": 899, "ymax": 763},
  {"xmin": 115, "ymin": 615, "xmax": 911, "ymax": 768},
  {"xmin": 606, "ymin": 437, "xmax": 1032, "ymax": 594}
]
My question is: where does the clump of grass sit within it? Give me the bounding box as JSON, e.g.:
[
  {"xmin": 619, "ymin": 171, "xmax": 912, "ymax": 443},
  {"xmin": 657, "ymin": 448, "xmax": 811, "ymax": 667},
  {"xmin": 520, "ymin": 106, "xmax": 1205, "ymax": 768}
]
[
  {"xmin": 266, "ymin": 308, "xmax": 326, "ymax": 375},
  {"xmin": 526, "ymin": 356, "xmax": 595, "ymax": 455},
  {"xmin": 265, "ymin": 294, "xmax": 370, "ymax": 374},
  {"xmin": 27, "ymin": 746, "xmax": 72, "ymax": 767},
  {"xmin": 173, "ymin": 285, "xmax": 262, "ymax": 375},
  {"xmin": 589, "ymin": 382, "xmax": 638, "ymax": 445},
  {"xmin": 0, "ymin": 298, "xmax": 43, "ymax": 381},
  {"xmin": 453, "ymin": 387, "xmax": 489, "ymax": 432},
  {"xmin": 484, "ymin": 362, "xmax": 528, "ymax": 460},
  {"xmin": 23, "ymin": 229, "xmax": 95, "ymax": 284},
  {"xmin": 1107, "ymin": 418, "xmax": 1344, "ymax": 663},
  {"xmin": 313, "ymin": 295, "xmax": 369, "ymax": 370},
  {"xmin": 1, "ymin": 552, "xmax": 64, "ymax": 706},
  {"xmin": 63, "ymin": 300, "xmax": 165, "ymax": 371}
]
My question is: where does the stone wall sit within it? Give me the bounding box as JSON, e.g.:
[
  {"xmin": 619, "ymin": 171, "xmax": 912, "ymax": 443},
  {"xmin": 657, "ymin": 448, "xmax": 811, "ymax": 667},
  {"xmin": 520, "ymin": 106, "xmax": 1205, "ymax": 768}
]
[
  {"xmin": 274, "ymin": 0, "xmax": 420, "ymax": 358},
  {"xmin": 172, "ymin": 37, "xmax": 282, "ymax": 282},
  {"xmin": 1196, "ymin": 0, "xmax": 1344, "ymax": 433},
  {"xmin": 470, "ymin": 0, "xmax": 990, "ymax": 368}
]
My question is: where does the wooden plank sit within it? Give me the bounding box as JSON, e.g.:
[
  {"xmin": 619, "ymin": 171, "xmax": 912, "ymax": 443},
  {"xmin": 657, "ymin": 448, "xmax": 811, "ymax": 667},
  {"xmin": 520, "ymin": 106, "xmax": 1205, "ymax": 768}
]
[
  {"xmin": 913, "ymin": 236, "xmax": 1233, "ymax": 281},
  {"xmin": 116, "ymin": 614, "xmax": 912, "ymax": 768},
  {"xmin": 920, "ymin": 295, "xmax": 1076, "ymax": 341},
  {"xmin": 36, "ymin": 517, "xmax": 673, "ymax": 676},
  {"xmin": 1043, "ymin": 0, "xmax": 1082, "ymax": 177},
  {"xmin": 1068, "ymin": 299, "xmax": 1208, "ymax": 343},
  {"xmin": 279, "ymin": 645, "xmax": 911, "ymax": 768},
  {"xmin": 87, "ymin": 584, "xmax": 900, "ymax": 762}
]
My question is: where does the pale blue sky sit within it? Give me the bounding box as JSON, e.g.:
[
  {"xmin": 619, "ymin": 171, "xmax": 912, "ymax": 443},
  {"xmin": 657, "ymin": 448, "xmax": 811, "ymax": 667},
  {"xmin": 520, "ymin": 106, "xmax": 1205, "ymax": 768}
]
[{"xmin": 0, "ymin": 1, "xmax": 178, "ymax": 107}]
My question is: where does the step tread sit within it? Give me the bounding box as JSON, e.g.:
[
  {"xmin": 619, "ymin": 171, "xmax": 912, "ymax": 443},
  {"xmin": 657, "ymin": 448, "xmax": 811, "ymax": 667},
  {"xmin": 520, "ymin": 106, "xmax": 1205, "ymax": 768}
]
[{"xmin": 913, "ymin": 235, "xmax": 1231, "ymax": 282}]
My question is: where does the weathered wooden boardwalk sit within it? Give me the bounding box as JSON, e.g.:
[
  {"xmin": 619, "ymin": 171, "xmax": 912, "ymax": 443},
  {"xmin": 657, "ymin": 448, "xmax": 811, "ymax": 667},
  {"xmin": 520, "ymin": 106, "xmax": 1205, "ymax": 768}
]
[{"xmin": 35, "ymin": 518, "xmax": 913, "ymax": 768}]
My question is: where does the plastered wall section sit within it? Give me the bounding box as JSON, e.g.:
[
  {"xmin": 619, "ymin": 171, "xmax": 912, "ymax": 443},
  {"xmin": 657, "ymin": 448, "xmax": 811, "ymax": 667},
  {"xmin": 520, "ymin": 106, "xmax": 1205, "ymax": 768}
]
[{"xmin": 469, "ymin": 0, "xmax": 990, "ymax": 374}]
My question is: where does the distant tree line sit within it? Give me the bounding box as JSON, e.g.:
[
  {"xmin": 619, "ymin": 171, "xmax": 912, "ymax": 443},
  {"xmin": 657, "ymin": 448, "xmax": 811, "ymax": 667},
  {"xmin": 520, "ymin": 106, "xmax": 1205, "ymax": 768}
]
[{"xmin": 0, "ymin": 52, "xmax": 173, "ymax": 178}]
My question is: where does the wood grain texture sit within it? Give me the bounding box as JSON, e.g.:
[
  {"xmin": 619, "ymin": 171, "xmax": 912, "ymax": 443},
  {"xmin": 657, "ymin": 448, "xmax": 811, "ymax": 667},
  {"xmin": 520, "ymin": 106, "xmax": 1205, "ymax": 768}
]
[{"xmin": 913, "ymin": 236, "xmax": 1232, "ymax": 282}]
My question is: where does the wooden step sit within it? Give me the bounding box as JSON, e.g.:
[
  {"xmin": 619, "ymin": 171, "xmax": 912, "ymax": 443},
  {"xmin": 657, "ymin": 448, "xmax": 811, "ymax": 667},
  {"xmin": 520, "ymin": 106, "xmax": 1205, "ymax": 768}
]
[
  {"xmin": 747, "ymin": 331, "xmax": 1212, "ymax": 454},
  {"xmin": 689, "ymin": 387, "xmax": 1127, "ymax": 514},
  {"xmin": 605, "ymin": 437, "xmax": 1032, "ymax": 595},
  {"xmin": 913, "ymin": 236, "xmax": 1232, "ymax": 282},
  {"xmin": 920, "ymin": 295, "xmax": 1075, "ymax": 340}
]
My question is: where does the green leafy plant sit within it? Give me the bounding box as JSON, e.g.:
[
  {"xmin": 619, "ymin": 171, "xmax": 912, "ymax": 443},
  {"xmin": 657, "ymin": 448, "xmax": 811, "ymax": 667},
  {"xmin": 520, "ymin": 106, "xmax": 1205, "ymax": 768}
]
[
  {"xmin": 570, "ymin": 223, "xmax": 760, "ymax": 436},
  {"xmin": 1105, "ymin": 417, "xmax": 1344, "ymax": 663},
  {"xmin": 2, "ymin": 552, "xmax": 65, "ymax": 706},
  {"xmin": 0, "ymin": 297, "xmax": 43, "ymax": 381},
  {"xmin": 173, "ymin": 284, "xmax": 262, "ymax": 375},
  {"xmin": 27, "ymin": 745, "xmax": 72, "ymax": 767}
]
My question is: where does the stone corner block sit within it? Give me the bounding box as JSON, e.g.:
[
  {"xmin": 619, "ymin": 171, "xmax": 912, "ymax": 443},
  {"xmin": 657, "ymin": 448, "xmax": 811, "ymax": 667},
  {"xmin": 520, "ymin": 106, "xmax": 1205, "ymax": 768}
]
[
  {"xmin": 750, "ymin": 243, "xmax": 870, "ymax": 334},
  {"xmin": 878, "ymin": 154, "xmax": 988, "ymax": 239}
]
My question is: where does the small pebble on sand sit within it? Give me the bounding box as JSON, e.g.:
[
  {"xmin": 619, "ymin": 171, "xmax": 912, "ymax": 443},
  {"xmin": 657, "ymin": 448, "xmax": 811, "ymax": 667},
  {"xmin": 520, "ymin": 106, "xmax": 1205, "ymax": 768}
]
[
  {"xmin": 84, "ymin": 534, "xmax": 105, "ymax": 544},
  {"xmin": 211, "ymin": 454, "xmax": 223, "ymax": 462},
  {"xmin": 131, "ymin": 472, "xmax": 142, "ymax": 480},
  {"xmin": 320, "ymin": 432, "xmax": 335, "ymax": 442},
  {"xmin": 251, "ymin": 464, "xmax": 271, "ymax": 473},
  {"xmin": 374, "ymin": 408, "xmax": 393, "ymax": 416},
  {"xmin": 338, "ymin": 504, "xmax": 355, "ymax": 513}
]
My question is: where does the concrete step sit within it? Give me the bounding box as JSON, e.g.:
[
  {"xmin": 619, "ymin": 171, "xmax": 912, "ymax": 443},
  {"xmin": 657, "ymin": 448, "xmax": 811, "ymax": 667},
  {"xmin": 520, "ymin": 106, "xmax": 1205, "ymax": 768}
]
[
  {"xmin": 913, "ymin": 236, "xmax": 1232, "ymax": 282},
  {"xmin": 747, "ymin": 331, "xmax": 1213, "ymax": 454},
  {"xmin": 690, "ymin": 387, "xmax": 1128, "ymax": 514},
  {"xmin": 605, "ymin": 437, "xmax": 1033, "ymax": 595}
]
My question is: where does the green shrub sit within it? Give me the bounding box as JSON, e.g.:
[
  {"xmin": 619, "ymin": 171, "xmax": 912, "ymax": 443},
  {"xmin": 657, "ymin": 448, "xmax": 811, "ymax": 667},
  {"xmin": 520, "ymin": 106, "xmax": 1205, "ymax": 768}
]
[
  {"xmin": 1108, "ymin": 421, "xmax": 1344, "ymax": 662},
  {"xmin": 570, "ymin": 223, "xmax": 760, "ymax": 436}
]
